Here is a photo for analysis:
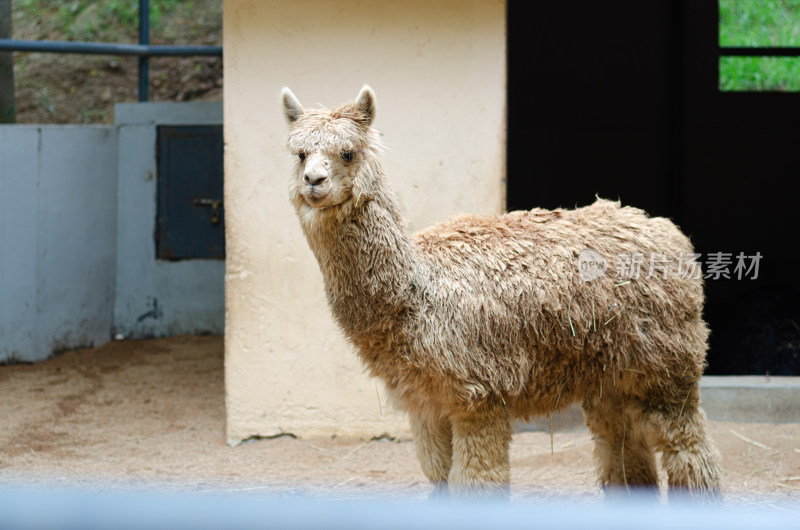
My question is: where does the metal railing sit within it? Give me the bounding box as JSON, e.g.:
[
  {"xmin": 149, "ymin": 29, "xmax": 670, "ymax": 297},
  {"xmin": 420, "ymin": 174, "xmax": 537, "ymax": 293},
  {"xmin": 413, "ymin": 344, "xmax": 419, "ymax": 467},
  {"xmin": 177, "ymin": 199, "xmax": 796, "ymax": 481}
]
[
  {"xmin": 719, "ymin": 47, "xmax": 800, "ymax": 57},
  {"xmin": 0, "ymin": 0, "xmax": 222, "ymax": 102}
]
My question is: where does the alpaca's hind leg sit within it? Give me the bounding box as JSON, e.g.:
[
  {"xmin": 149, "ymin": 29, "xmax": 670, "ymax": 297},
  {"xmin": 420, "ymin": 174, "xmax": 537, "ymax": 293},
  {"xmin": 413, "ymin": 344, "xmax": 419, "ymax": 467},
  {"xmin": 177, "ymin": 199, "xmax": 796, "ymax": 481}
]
[
  {"xmin": 410, "ymin": 411, "xmax": 452, "ymax": 498},
  {"xmin": 448, "ymin": 405, "xmax": 512, "ymax": 499},
  {"xmin": 582, "ymin": 393, "xmax": 660, "ymax": 500},
  {"xmin": 648, "ymin": 383, "xmax": 721, "ymax": 503}
]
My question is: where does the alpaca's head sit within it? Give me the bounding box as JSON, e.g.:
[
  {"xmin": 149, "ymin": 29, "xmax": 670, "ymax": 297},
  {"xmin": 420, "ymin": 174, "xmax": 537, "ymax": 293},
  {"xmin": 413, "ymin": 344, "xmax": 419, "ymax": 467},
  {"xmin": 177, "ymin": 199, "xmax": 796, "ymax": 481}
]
[{"xmin": 281, "ymin": 86, "xmax": 381, "ymax": 211}]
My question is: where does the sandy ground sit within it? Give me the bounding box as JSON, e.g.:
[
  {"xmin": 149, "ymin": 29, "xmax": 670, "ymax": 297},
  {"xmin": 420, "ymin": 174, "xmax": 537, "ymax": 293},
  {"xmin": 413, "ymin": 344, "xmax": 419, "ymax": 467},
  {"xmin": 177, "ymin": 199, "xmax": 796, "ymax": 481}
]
[{"xmin": 1, "ymin": 335, "xmax": 799, "ymax": 508}]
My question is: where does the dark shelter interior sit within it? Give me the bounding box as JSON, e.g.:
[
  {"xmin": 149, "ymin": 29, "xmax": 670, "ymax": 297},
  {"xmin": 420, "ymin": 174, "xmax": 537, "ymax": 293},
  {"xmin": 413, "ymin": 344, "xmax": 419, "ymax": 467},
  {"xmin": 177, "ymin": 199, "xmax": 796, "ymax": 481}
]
[{"xmin": 507, "ymin": 0, "xmax": 800, "ymax": 374}]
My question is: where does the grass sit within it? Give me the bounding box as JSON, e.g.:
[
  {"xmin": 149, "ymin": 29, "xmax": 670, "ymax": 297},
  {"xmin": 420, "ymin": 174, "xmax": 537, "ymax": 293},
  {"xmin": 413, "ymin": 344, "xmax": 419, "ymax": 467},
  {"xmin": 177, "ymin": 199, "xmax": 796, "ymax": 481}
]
[
  {"xmin": 720, "ymin": 56, "xmax": 800, "ymax": 91},
  {"xmin": 719, "ymin": 0, "xmax": 800, "ymax": 46},
  {"xmin": 17, "ymin": 0, "xmax": 181, "ymax": 42},
  {"xmin": 719, "ymin": 0, "xmax": 800, "ymax": 91}
]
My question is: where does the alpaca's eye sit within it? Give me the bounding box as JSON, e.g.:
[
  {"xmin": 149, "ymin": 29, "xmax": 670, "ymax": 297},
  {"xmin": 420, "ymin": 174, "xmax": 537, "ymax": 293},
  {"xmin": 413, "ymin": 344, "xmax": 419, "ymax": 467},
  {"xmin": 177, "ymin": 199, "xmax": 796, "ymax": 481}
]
[
  {"xmin": 298, "ymin": 152, "xmax": 306, "ymax": 161},
  {"xmin": 341, "ymin": 151, "xmax": 353, "ymax": 162}
]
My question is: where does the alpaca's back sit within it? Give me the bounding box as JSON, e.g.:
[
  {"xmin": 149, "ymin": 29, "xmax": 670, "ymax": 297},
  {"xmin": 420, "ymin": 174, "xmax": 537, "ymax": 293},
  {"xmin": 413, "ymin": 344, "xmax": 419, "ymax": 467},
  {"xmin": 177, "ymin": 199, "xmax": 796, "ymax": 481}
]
[{"xmin": 407, "ymin": 198, "xmax": 707, "ymax": 417}]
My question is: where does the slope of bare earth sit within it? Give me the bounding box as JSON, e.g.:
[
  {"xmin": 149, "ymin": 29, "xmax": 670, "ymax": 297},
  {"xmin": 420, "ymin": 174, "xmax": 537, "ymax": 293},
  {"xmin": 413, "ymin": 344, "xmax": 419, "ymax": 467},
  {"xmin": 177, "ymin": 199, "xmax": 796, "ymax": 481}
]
[{"xmin": 10, "ymin": 0, "xmax": 222, "ymax": 124}]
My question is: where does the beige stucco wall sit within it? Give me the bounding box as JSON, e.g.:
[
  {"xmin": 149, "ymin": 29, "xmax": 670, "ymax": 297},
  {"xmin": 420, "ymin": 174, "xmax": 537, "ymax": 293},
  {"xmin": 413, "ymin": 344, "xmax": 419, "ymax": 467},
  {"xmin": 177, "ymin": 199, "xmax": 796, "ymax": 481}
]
[{"xmin": 224, "ymin": 0, "xmax": 506, "ymax": 444}]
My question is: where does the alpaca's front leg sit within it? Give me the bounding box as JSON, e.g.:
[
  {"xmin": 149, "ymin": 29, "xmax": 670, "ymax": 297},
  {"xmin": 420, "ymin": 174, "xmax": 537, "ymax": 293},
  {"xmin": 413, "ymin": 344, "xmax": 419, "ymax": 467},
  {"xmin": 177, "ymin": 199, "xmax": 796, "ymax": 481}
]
[
  {"xmin": 448, "ymin": 405, "xmax": 512, "ymax": 499},
  {"xmin": 410, "ymin": 411, "xmax": 453, "ymax": 498}
]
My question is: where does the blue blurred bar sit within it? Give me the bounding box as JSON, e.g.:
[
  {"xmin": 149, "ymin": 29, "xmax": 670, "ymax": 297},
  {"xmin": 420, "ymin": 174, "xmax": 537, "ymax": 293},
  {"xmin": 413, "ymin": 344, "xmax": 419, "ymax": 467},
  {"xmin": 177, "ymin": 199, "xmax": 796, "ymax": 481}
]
[{"xmin": 0, "ymin": 486, "xmax": 798, "ymax": 530}]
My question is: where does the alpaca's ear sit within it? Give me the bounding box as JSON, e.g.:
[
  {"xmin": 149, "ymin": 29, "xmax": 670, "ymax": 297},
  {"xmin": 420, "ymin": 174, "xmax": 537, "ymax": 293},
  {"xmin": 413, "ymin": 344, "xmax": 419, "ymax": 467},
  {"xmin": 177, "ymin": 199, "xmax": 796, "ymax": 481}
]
[
  {"xmin": 281, "ymin": 87, "xmax": 304, "ymax": 124},
  {"xmin": 355, "ymin": 85, "xmax": 376, "ymax": 126}
]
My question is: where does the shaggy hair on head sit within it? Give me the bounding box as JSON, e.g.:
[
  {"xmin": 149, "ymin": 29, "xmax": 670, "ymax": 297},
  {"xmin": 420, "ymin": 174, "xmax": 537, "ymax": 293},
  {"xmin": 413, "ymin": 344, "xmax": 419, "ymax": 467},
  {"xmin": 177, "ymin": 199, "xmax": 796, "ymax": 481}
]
[{"xmin": 281, "ymin": 86, "xmax": 721, "ymax": 501}]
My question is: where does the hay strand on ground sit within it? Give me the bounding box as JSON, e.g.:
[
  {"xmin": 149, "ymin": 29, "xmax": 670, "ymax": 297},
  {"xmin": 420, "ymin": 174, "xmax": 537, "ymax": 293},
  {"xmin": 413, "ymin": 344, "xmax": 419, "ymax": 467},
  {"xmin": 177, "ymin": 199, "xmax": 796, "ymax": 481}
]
[{"xmin": 729, "ymin": 429, "xmax": 771, "ymax": 450}]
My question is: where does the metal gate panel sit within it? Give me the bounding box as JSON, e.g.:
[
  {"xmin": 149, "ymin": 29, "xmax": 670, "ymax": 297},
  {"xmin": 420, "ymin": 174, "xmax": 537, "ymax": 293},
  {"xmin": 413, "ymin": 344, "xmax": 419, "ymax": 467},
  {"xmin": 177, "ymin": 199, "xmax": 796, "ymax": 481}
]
[{"xmin": 156, "ymin": 125, "xmax": 224, "ymax": 260}]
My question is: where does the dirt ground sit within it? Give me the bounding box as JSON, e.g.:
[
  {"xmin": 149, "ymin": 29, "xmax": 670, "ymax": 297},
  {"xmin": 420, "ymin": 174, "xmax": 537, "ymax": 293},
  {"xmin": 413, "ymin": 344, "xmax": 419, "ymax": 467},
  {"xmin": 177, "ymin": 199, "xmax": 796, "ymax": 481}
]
[{"xmin": 1, "ymin": 335, "xmax": 799, "ymax": 508}]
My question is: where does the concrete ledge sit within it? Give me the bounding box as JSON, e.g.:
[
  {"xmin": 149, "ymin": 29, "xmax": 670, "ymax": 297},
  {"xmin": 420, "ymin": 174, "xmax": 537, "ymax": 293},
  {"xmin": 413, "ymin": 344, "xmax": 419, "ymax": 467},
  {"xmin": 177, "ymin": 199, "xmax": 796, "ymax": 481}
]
[
  {"xmin": 516, "ymin": 407, "xmax": 587, "ymax": 434},
  {"xmin": 699, "ymin": 375, "xmax": 800, "ymax": 423},
  {"xmin": 114, "ymin": 101, "xmax": 222, "ymax": 125},
  {"xmin": 516, "ymin": 376, "xmax": 800, "ymax": 433}
]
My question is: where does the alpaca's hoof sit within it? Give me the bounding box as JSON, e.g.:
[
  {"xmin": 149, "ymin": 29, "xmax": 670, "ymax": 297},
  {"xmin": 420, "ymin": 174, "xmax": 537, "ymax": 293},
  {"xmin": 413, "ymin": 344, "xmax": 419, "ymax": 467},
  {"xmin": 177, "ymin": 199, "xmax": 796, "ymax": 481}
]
[
  {"xmin": 603, "ymin": 485, "xmax": 660, "ymax": 504},
  {"xmin": 448, "ymin": 482, "xmax": 510, "ymax": 501},
  {"xmin": 427, "ymin": 481, "xmax": 449, "ymax": 501},
  {"xmin": 668, "ymin": 487, "xmax": 723, "ymax": 506}
]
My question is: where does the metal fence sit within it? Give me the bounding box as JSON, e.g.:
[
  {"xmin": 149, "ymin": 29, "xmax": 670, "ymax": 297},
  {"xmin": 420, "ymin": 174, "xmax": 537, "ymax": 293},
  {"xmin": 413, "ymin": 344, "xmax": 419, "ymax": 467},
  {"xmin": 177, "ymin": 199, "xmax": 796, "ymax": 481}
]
[{"xmin": 0, "ymin": 0, "xmax": 222, "ymax": 102}]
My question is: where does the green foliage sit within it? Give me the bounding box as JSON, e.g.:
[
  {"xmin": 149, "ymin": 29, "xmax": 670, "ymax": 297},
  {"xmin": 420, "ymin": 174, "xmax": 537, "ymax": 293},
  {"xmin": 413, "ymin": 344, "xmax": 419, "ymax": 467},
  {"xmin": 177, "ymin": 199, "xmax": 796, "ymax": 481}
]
[
  {"xmin": 99, "ymin": 0, "xmax": 181, "ymax": 27},
  {"xmin": 719, "ymin": 0, "xmax": 800, "ymax": 91},
  {"xmin": 17, "ymin": 0, "xmax": 182, "ymax": 41}
]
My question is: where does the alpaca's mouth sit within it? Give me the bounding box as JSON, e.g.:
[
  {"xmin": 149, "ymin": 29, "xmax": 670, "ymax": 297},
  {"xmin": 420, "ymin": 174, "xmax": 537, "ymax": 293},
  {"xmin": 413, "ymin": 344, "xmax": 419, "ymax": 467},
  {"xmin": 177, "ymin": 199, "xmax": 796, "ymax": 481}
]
[
  {"xmin": 302, "ymin": 187, "xmax": 334, "ymax": 208},
  {"xmin": 303, "ymin": 194, "xmax": 325, "ymax": 207}
]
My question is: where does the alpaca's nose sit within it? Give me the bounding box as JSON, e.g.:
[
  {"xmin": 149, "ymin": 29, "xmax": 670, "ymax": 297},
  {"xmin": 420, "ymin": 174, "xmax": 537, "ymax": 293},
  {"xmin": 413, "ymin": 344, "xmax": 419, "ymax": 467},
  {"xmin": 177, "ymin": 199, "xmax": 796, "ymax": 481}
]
[{"xmin": 304, "ymin": 171, "xmax": 328, "ymax": 186}]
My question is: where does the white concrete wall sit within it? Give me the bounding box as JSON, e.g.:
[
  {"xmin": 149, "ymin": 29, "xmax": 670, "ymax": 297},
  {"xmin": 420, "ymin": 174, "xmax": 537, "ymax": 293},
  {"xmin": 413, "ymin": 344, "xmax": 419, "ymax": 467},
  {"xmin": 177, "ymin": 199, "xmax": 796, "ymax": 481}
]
[
  {"xmin": 0, "ymin": 126, "xmax": 118, "ymax": 362},
  {"xmin": 224, "ymin": 0, "xmax": 506, "ymax": 442},
  {"xmin": 113, "ymin": 102, "xmax": 225, "ymax": 339}
]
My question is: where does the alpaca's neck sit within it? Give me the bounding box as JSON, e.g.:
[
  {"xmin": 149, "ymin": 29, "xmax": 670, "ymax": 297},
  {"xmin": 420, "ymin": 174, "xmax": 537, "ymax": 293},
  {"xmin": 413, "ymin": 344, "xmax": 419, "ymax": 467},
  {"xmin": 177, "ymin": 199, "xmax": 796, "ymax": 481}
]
[{"xmin": 301, "ymin": 182, "xmax": 421, "ymax": 340}]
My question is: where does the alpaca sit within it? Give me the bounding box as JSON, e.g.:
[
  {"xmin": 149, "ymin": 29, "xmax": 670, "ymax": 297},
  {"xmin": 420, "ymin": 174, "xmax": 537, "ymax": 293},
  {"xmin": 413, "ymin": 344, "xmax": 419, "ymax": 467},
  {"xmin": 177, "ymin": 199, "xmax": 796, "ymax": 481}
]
[{"xmin": 280, "ymin": 85, "xmax": 721, "ymax": 501}]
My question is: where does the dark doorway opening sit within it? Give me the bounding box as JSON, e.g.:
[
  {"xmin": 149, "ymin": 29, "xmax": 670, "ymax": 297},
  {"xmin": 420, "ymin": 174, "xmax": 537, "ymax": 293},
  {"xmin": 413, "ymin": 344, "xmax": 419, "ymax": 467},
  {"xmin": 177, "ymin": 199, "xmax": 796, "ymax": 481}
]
[{"xmin": 507, "ymin": 0, "xmax": 800, "ymax": 375}]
